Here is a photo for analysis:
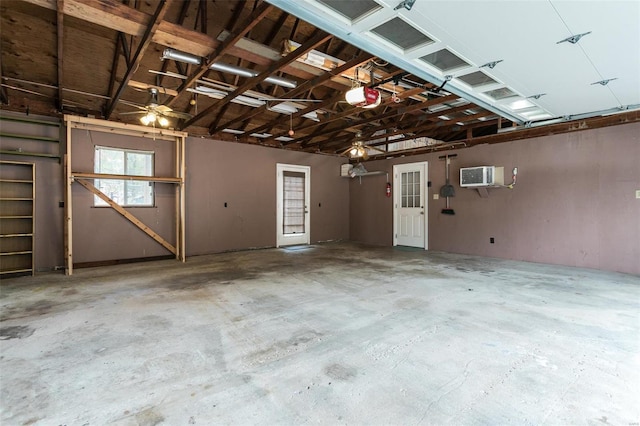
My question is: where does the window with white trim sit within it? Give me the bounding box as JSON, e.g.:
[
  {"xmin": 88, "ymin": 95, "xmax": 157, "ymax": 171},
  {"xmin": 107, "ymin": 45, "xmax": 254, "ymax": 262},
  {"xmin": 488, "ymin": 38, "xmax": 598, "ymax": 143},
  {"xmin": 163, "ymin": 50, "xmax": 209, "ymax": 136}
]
[{"xmin": 94, "ymin": 146, "xmax": 154, "ymax": 207}]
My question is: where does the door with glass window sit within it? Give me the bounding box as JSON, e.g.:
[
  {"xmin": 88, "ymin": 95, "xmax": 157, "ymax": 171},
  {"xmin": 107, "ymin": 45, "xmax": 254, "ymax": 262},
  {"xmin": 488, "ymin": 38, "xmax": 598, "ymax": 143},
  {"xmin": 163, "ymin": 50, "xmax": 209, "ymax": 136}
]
[
  {"xmin": 393, "ymin": 162, "xmax": 428, "ymax": 248},
  {"xmin": 276, "ymin": 164, "xmax": 310, "ymax": 247}
]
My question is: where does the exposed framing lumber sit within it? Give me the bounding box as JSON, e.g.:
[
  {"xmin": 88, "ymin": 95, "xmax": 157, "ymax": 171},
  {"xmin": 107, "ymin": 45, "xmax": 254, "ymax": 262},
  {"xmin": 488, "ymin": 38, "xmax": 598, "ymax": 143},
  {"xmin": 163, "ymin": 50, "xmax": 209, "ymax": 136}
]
[
  {"xmin": 210, "ymin": 52, "xmax": 374, "ymax": 134},
  {"xmin": 104, "ymin": 0, "xmax": 172, "ymax": 119},
  {"xmin": 180, "ymin": 30, "xmax": 332, "ymax": 130},
  {"xmin": 167, "ymin": 1, "xmax": 273, "ymax": 108},
  {"xmin": 280, "ymin": 89, "xmax": 455, "ymax": 147},
  {"xmin": 71, "ymin": 172, "xmax": 181, "ymax": 183},
  {"xmin": 157, "ymin": 0, "xmax": 191, "ymax": 87},
  {"xmin": 56, "ymin": 0, "xmax": 64, "ymax": 111},
  {"xmin": 310, "ymin": 102, "xmax": 475, "ymax": 149},
  {"xmin": 64, "ymin": 115, "xmax": 187, "ymax": 274},
  {"xmin": 75, "ymin": 179, "xmax": 176, "ymax": 254}
]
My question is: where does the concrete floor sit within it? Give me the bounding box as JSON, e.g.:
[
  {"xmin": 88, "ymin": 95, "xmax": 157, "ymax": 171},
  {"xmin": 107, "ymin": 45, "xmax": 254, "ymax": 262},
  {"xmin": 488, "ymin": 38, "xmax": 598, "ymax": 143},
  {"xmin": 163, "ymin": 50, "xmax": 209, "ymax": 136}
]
[{"xmin": 1, "ymin": 242, "xmax": 638, "ymax": 425}]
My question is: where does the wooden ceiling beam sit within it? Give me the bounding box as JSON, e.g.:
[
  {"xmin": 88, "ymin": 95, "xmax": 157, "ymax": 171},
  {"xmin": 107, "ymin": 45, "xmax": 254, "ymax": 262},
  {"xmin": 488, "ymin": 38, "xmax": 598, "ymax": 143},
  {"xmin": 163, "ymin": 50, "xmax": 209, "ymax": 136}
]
[
  {"xmin": 310, "ymin": 102, "xmax": 475, "ymax": 149},
  {"xmin": 157, "ymin": 0, "xmax": 191, "ymax": 87},
  {"xmin": 56, "ymin": 0, "xmax": 64, "ymax": 111},
  {"xmin": 289, "ymin": 91, "xmax": 457, "ymax": 147},
  {"xmin": 179, "ymin": 30, "xmax": 331, "ymax": 130},
  {"xmin": 104, "ymin": 0, "xmax": 172, "ymax": 119},
  {"xmin": 166, "ymin": 2, "xmax": 273, "ymax": 108},
  {"xmin": 321, "ymin": 110, "xmax": 495, "ymax": 154},
  {"xmin": 239, "ymin": 92, "xmax": 346, "ymax": 138},
  {"xmin": 210, "ymin": 52, "xmax": 373, "ymax": 134}
]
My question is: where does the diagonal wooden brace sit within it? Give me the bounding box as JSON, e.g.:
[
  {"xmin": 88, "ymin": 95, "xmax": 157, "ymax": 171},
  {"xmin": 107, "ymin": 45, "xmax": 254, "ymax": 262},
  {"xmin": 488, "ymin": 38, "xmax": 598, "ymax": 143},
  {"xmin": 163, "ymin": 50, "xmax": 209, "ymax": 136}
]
[{"xmin": 75, "ymin": 178, "xmax": 176, "ymax": 255}]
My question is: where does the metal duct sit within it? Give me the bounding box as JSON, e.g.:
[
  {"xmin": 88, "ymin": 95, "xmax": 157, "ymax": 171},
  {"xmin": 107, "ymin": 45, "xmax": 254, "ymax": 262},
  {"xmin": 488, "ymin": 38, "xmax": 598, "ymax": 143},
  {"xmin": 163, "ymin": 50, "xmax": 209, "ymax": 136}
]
[{"xmin": 162, "ymin": 49, "xmax": 297, "ymax": 89}]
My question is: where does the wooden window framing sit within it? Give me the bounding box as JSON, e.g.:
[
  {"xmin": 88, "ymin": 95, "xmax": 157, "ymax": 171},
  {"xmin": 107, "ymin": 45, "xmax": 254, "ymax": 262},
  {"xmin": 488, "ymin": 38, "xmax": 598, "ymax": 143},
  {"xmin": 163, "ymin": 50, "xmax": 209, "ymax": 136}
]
[{"xmin": 63, "ymin": 115, "xmax": 187, "ymax": 275}]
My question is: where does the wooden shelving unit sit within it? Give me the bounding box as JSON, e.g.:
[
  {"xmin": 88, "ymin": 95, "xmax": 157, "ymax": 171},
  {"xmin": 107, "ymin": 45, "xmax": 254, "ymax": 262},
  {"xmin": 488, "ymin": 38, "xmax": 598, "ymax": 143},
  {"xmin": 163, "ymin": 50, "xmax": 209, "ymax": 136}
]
[{"xmin": 0, "ymin": 161, "xmax": 35, "ymax": 276}]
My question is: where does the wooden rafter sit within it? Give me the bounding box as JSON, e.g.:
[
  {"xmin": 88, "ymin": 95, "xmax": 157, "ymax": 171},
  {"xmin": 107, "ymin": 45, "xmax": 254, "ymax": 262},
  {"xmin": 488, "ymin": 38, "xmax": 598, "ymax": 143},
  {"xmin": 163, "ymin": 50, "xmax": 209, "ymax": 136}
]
[
  {"xmin": 104, "ymin": 0, "xmax": 172, "ymax": 119},
  {"xmin": 166, "ymin": 2, "xmax": 273, "ymax": 108},
  {"xmin": 244, "ymin": 92, "xmax": 346, "ymax": 137},
  {"xmin": 199, "ymin": 0, "xmax": 207, "ymax": 34},
  {"xmin": 278, "ymin": 85, "xmax": 447, "ymax": 146},
  {"xmin": 309, "ymin": 102, "xmax": 474, "ymax": 149},
  {"xmin": 211, "ymin": 52, "xmax": 374, "ymax": 134},
  {"xmin": 157, "ymin": 0, "xmax": 191, "ymax": 87},
  {"xmin": 0, "ymin": 61, "xmax": 8, "ymax": 104},
  {"xmin": 179, "ymin": 30, "xmax": 332, "ymax": 130},
  {"xmin": 56, "ymin": 0, "xmax": 64, "ymax": 111}
]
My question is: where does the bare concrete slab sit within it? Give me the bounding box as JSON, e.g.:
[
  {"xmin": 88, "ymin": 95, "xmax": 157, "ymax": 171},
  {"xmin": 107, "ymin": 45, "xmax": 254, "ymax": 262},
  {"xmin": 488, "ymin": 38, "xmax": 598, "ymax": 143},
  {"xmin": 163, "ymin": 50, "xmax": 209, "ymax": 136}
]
[{"xmin": 1, "ymin": 242, "xmax": 639, "ymax": 425}]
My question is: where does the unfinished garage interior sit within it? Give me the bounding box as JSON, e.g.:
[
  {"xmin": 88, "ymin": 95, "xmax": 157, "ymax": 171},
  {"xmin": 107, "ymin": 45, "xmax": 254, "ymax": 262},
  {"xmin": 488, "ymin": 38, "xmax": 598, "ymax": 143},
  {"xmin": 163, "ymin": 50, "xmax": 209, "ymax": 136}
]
[{"xmin": 1, "ymin": 0, "xmax": 639, "ymax": 423}]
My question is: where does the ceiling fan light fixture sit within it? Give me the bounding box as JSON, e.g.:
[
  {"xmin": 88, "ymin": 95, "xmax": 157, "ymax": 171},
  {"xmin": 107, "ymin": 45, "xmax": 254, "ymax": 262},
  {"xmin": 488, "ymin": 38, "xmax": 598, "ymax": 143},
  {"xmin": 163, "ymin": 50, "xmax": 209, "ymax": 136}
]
[
  {"xmin": 157, "ymin": 116, "xmax": 169, "ymax": 127},
  {"xmin": 140, "ymin": 112, "xmax": 156, "ymax": 126},
  {"xmin": 345, "ymin": 86, "xmax": 381, "ymax": 108}
]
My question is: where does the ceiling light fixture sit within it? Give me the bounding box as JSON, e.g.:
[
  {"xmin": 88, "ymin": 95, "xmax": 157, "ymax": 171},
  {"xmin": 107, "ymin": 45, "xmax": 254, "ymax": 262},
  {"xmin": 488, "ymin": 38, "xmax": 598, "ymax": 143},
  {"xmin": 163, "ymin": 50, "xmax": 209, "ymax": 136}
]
[
  {"xmin": 162, "ymin": 49, "xmax": 297, "ymax": 89},
  {"xmin": 556, "ymin": 31, "xmax": 591, "ymax": 44},
  {"xmin": 139, "ymin": 112, "xmax": 170, "ymax": 128}
]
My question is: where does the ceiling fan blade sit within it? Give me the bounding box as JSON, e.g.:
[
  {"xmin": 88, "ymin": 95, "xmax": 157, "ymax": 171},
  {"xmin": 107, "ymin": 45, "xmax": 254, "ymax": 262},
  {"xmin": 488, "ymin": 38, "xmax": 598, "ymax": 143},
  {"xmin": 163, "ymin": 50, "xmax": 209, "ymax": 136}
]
[
  {"xmin": 162, "ymin": 110, "xmax": 193, "ymax": 119},
  {"xmin": 364, "ymin": 144, "xmax": 386, "ymax": 154},
  {"xmin": 155, "ymin": 105, "xmax": 173, "ymax": 113},
  {"xmin": 339, "ymin": 146, "xmax": 354, "ymax": 156},
  {"xmin": 119, "ymin": 111, "xmax": 148, "ymax": 115},
  {"xmin": 128, "ymin": 80, "xmax": 178, "ymax": 97}
]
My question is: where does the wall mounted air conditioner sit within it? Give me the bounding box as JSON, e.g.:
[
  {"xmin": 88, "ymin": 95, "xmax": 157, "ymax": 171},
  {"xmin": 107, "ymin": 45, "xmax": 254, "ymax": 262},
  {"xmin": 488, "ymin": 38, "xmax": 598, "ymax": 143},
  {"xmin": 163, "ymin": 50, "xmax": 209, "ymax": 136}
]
[{"xmin": 460, "ymin": 166, "xmax": 504, "ymax": 187}]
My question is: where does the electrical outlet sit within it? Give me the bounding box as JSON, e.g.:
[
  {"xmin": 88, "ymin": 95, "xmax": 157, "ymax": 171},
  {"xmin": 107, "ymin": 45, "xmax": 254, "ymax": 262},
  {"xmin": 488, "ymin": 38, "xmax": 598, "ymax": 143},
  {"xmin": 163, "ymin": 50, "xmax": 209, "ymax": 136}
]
[
  {"xmin": 433, "ymin": 194, "xmax": 439, "ymax": 200},
  {"xmin": 636, "ymin": 190, "xmax": 640, "ymax": 199}
]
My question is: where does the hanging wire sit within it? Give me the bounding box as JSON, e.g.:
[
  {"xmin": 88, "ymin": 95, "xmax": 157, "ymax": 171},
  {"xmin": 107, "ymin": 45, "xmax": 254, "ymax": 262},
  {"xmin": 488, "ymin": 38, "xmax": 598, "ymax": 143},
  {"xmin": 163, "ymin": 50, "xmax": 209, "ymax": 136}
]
[{"xmin": 548, "ymin": 0, "xmax": 623, "ymax": 107}]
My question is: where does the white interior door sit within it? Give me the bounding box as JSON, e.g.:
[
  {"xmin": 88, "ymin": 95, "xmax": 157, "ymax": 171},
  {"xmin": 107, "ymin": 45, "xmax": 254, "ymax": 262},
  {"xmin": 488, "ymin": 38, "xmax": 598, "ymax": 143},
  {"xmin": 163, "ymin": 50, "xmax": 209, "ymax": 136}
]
[
  {"xmin": 393, "ymin": 162, "xmax": 428, "ymax": 249},
  {"xmin": 276, "ymin": 164, "xmax": 310, "ymax": 247}
]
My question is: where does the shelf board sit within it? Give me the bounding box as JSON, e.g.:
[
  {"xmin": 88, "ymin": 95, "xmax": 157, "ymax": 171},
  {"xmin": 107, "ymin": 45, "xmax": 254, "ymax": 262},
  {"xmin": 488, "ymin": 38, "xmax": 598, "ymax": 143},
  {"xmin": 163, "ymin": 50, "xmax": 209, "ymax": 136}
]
[
  {"xmin": 72, "ymin": 172, "xmax": 182, "ymax": 184},
  {"xmin": 0, "ymin": 150, "xmax": 60, "ymax": 159},
  {"xmin": 0, "ymin": 268, "xmax": 33, "ymax": 275},
  {"xmin": 0, "ymin": 233, "xmax": 33, "ymax": 237},
  {"xmin": 0, "ymin": 179, "xmax": 33, "ymax": 183},
  {"xmin": 0, "ymin": 115, "xmax": 60, "ymax": 127},
  {"xmin": 0, "ymin": 198, "xmax": 33, "ymax": 201},
  {"xmin": 0, "ymin": 250, "xmax": 33, "ymax": 256},
  {"xmin": 0, "ymin": 215, "xmax": 33, "ymax": 219},
  {"xmin": 0, "ymin": 132, "xmax": 59, "ymax": 143}
]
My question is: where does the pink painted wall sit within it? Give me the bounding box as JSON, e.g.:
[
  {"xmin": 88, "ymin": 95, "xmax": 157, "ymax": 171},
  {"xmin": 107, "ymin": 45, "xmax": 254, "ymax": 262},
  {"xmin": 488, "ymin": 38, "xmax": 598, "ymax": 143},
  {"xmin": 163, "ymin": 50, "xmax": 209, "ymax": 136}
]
[
  {"xmin": 349, "ymin": 122, "xmax": 640, "ymax": 275},
  {"xmin": 185, "ymin": 137, "xmax": 349, "ymax": 255}
]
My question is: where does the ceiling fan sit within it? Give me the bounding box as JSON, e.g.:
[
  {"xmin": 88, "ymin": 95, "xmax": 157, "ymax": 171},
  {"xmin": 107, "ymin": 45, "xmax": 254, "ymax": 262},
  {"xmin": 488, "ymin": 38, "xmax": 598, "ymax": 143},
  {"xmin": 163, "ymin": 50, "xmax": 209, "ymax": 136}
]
[
  {"xmin": 120, "ymin": 88, "xmax": 192, "ymax": 127},
  {"xmin": 340, "ymin": 140, "xmax": 385, "ymax": 160}
]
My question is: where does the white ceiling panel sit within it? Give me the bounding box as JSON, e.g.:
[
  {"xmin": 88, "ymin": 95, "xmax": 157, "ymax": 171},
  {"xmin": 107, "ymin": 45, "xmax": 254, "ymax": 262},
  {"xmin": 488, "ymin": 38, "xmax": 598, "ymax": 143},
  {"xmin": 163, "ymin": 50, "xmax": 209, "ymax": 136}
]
[{"xmin": 268, "ymin": 0, "xmax": 640, "ymax": 124}]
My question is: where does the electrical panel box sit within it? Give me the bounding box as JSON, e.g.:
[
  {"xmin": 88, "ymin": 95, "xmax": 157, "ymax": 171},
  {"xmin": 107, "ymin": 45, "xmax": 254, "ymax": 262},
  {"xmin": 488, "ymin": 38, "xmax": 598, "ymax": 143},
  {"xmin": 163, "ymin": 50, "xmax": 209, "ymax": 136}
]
[{"xmin": 460, "ymin": 166, "xmax": 504, "ymax": 187}]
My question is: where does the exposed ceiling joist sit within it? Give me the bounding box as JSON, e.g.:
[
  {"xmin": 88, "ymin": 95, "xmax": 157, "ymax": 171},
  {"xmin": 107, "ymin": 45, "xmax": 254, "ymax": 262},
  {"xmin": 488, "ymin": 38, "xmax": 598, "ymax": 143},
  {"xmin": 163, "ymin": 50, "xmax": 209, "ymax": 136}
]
[
  {"xmin": 104, "ymin": 0, "xmax": 172, "ymax": 119},
  {"xmin": 56, "ymin": 0, "xmax": 64, "ymax": 111},
  {"xmin": 179, "ymin": 30, "xmax": 332, "ymax": 130},
  {"xmin": 167, "ymin": 1, "xmax": 273, "ymax": 108},
  {"xmin": 211, "ymin": 51, "xmax": 374, "ymax": 134}
]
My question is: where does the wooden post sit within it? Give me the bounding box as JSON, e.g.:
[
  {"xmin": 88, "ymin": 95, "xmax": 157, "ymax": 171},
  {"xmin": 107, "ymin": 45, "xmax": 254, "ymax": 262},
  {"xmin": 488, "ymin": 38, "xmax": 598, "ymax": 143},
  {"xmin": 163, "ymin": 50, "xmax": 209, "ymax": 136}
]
[{"xmin": 64, "ymin": 123, "xmax": 73, "ymax": 275}]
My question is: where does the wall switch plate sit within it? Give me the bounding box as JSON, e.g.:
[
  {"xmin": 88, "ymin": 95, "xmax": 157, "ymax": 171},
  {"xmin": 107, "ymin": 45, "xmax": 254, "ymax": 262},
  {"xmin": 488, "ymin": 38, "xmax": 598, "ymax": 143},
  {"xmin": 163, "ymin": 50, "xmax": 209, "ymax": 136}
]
[
  {"xmin": 433, "ymin": 194, "xmax": 439, "ymax": 200},
  {"xmin": 636, "ymin": 190, "xmax": 640, "ymax": 199}
]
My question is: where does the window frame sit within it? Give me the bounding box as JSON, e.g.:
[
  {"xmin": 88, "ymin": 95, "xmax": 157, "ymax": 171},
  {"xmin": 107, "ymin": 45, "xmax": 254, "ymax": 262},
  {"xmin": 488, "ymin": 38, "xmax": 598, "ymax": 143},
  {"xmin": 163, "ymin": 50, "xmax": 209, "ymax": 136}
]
[{"xmin": 93, "ymin": 145, "xmax": 155, "ymax": 208}]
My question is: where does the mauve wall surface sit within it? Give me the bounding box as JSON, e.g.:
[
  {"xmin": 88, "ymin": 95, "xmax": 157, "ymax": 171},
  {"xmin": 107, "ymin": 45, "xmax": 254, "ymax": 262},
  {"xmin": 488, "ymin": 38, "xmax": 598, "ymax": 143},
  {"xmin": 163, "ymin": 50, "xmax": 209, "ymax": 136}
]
[
  {"xmin": 70, "ymin": 129, "xmax": 178, "ymax": 263},
  {"xmin": 185, "ymin": 137, "xmax": 349, "ymax": 255},
  {"xmin": 0, "ymin": 112, "xmax": 64, "ymax": 271},
  {"xmin": 350, "ymin": 122, "xmax": 640, "ymax": 275}
]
